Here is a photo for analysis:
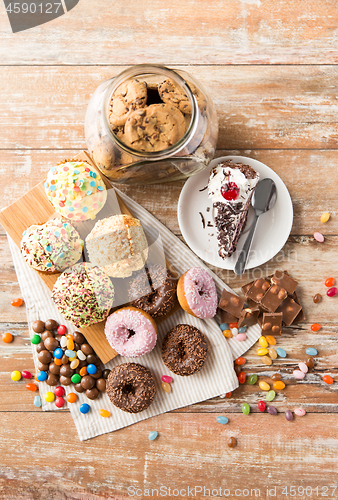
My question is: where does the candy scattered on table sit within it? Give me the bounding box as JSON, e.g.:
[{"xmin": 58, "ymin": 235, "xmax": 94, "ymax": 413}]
[
  {"xmin": 71, "ymin": 374, "xmax": 81, "ymax": 384},
  {"xmin": 298, "ymin": 362, "xmax": 308, "ymax": 374},
  {"xmin": 293, "ymin": 370, "xmax": 306, "ymax": 380},
  {"xmin": 228, "ymin": 437, "xmax": 237, "ymax": 448},
  {"xmin": 55, "ymin": 397, "xmax": 65, "ymax": 408},
  {"xmin": 266, "ymin": 335, "xmax": 276, "ymax": 345},
  {"xmin": 320, "ymin": 212, "xmax": 330, "ymax": 223},
  {"xmin": 30, "ymin": 334, "xmax": 41, "ymax": 345},
  {"xmin": 242, "ymin": 403, "xmax": 250, "ymax": 415},
  {"xmin": 258, "ymin": 336, "xmax": 268, "ymax": 348},
  {"xmin": 261, "ymin": 356, "xmax": 272, "ymax": 366},
  {"xmin": 11, "ymin": 298, "xmax": 23, "ymax": 307},
  {"xmin": 313, "ymin": 293, "xmax": 322, "ymax": 304},
  {"xmin": 216, "ymin": 416, "xmax": 229, "ymax": 425},
  {"xmin": 11, "ymin": 370, "xmax": 21, "ymax": 381},
  {"xmin": 236, "ymin": 333, "xmax": 246, "ymax": 342},
  {"xmin": 161, "ymin": 375, "xmax": 173, "ymax": 384},
  {"xmin": 33, "ymin": 396, "xmax": 42, "ymax": 407},
  {"xmin": 219, "ymin": 323, "xmax": 229, "ymax": 331},
  {"xmin": 225, "ymin": 392, "xmax": 232, "ymax": 398},
  {"xmin": 285, "ymin": 410, "xmax": 293, "ymax": 421},
  {"xmin": 54, "ymin": 386, "xmax": 65, "ymax": 397},
  {"xmin": 276, "ymin": 347, "xmax": 287, "ymax": 358},
  {"xmin": 162, "ymin": 382, "xmax": 171, "ymax": 393},
  {"xmin": 294, "ymin": 408, "xmax": 306, "ymax": 417},
  {"xmin": 259, "ymin": 381, "xmax": 270, "ymax": 391},
  {"xmin": 266, "ymin": 390, "xmax": 276, "ymax": 402},
  {"xmin": 80, "ymin": 403, "xmax": 91, "ymax": 414},
  {"xmin": 36, "ymin": 371, "xmax": 48, "ymax": 382},
  {"xmin": 148, "ymin": 431, "xmax": 158, "ymax": 441},
  {"xmin": 67, "ymin": 393, "xmax": 77, "ymax": 403},
  {"xmin": 234, "ymin": 357, "xmax": 246, "ymax": 366},
  {"xmin": 238, "ymin": 372, "xmax": 246, "ymax": 384},
  {"xmin": 99, "ymin": 409, "xmax": 111, "ymax": 418},
  {"xmin": 311, "ymin": 323, "xmax": 321, "ymax": 332},
  {"xmin": 238, "ymin": 327, "xmax": 247, "ymax": 334},
  {"xmin": 271, "ymin": 373, "xmax": 281, "ymax": 381},
  {"xmin": 26, "ymin": 383, "xmax": 37, "ymax": 391},
  {"xmin": 306, "ymin": 347, "xmax": 318, "ymax": 356},
  {"xmin": 222, "ymin": 330, "xmax": 233, "ymax": 338},
  {"xmin": 2, "ymin": 332, "xmax": 13, "ymax": 343},
  {"xmin": 57, "ymin": 325, "xmax": 67, "ymax": 335},
  {"xmin": 306, "ymin": 357, "xmax": 315, "ymax": 369},
  {"xmin": 21, "ymin": 370, "xmax": 32, "ymax": 379},
  {"xmin": 248, "ymin": 374, "xmax": 258, "ymax": 385},
  {"xmin": 313, "ymin": 232, "xmax": 324, "ymax": 242},
  {"xmin": 232, "ymin": 328, "xmax": 239, "ymax": 336},
  {"xmin": 323, "ymin": 375, "xmax": 333, "ymax": 385},
  {"xmin": 273, "ymin": 381, "xmax": 285, "ymax": 390},
  {"xmin": 267, "ymin": 406, "xmax": 278, "ymax": 415},
  {"xmin": 268, "ymin": 348, "xmax": 278, "ymax": 360},
  {"xmin": 325, "ymin": 277, "xmax": 335, "ymax": 287},
  {"xmin": 258, "ymin": 401, "xmax": 266, "ymax": 412},
  {"xmin": 44, "ymin": 391, "xmax": 55, "ymax": 403},
  {"xmin": 257, "ymin": 348, "xmax": 269, "ymax": 356},
  {"xmin": 327, "ymin": 287, "xmax": 338, "ymax": 297}
]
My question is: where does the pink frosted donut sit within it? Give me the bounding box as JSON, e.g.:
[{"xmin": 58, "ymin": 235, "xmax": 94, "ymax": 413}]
[
  {"xmin": 177, "ymin": 267, "xmax": 217, "ymax": 319},
  {"xmin": 105, "ymin": 306, "xmax": 158, "ymax": 358}
]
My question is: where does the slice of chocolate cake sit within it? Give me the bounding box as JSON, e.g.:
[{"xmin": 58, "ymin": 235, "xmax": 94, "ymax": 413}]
[{"xmin": 208, "ymin": 160, "xmax": 260, "ymax": 258}]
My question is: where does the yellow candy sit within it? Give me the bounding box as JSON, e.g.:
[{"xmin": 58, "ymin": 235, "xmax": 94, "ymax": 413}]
[
  {"xmin": 70, "ymin": 359, "xmax": 79, "ymax": 369},
  {"xmin": 273, "ymin": 381, "xmax": 286, "ymax": 390},
  {"xmin": 259, "ymin": 336, "xmax": 268, "ymax": 348},
  {"xmin": 11, "ymin": 370, "xmax": 21, "ymax": 381},
  {"xmin": 261, "ymin": 355, "xmax": 272, "ymax": 366},
  {"xmin": 269, "ymin": 348, "xmax": 278, "ymax": 359},
  {"xmin": 223, "ymin": 330, "xmax": 233, "ymax": 339},
  {"xmin": 44, "ymin": 391, "xmax": 55, "ymax": 403},
  {"xmin": 69, "ymin": 355, "xmax": 77, "ymax": 362},
  {"xmin": 320, "ymin": 212, "xmax": 330, "ymax": 223},
  {"xmin": 257, "ymin": 348, "xmax": 269, "ymax": 356},
  {"xmin": 162, "ymin": 382, "xmax": 171, "ymax": 393},
  {"xmin": 99, "ymin": 409, "xmax": 111, "ymax": 418},
  {"xmin": 259, "ymin": 381, "xmax": 271, "ymax": 391},
  {"xmin": 266, "ymin": 335, "xmax": 276, "ymax": 345}
]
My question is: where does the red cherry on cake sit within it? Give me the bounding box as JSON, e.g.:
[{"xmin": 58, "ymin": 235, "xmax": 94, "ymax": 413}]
[{"xmin": 221, "ymin": 182, "xmax": 240, "ymax": 201}]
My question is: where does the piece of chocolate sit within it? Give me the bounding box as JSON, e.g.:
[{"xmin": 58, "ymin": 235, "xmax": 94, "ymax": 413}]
[
  {"xmin": 220, "ymin": 308, "xmax": 239, "ymax": 325},
  {"xmin": 238, "ymin": 307, "xmax": 260, "ymax": 327},
  {"xmin": 32, "ymin": 320, "xmax": 45, "ymax": 334},
  {"xmin": 241, "ymin": 281, "xmax": 254, "ymax": 295},
  {"xmin": 260, "ymin": 285, "xmax": 287, "ymax": 312},
  {"xmin": 219, "ymin": 289, "xmax": 245, "ymax": 318},
  {"xmin": 290, "ymin": 291, "xmax": 305, "ymax": 323},
  {"xmin": 271, "ymin": 270, "xmax": 298, "ymax": 294},
  {"xmin": 246, "ymin": 278, "xmax": 271, "ymax": 303},
  {"xmin": 276, "ymin": 296, "xmax": 302, "ymax": 326},
  {"xmin": 261, "ymin": 312, "xmax": 283, "ymax": 335},
  {"xmin": 44, "ymin": 319, "xmax": 58, "ymax": 331}
]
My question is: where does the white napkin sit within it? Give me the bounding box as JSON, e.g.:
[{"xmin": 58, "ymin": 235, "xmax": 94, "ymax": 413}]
[{"xmin": 7, "ymin": 188, "xmax": 260, "ymax": 441}]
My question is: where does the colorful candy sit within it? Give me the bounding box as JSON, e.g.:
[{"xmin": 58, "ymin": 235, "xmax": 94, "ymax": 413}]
[
  {"xmin": 36, "ymin": 371, "xmax": 48, "ymax": 382},
  {"xmin": 148, "ymin": 431, "xmax": 158, "ymax": 441},
  {"xmin": 325, "ymin": 277, "xmax": 335, "ymax": 287},
  {"xmin": 2, "ymin": 332, "xmax": 13, "ymax": 343},
  {"xmin": 54, "ymin": 348, "xmax": 63, "ymax": 359},
  {"xmin": 216, "ymin": 416, "xmax": 229, "ymax": 425},
  {"xmin": 236, "ymin": 333, "xmax": 247, "ymax": 341},
  {"xmin": 60, "ymin": 336, "xmax": 68, "ymax": 348},
  {"xmin": 99, "ymin": 409, "xmax": 111, "ymax": 418},
  {"xmin": 238, "ymin": 372, "xmax": 246, "ymax": 384},
  {"xmin": 235, "ymin": 357, "xmax": 246, "ymax": 366},
  {"xmin": 266, "ymin": 390, "xmax": 276, "ymax": 402},
  {"xmin": 55, "ymin": 397, "xmax": 65, "ymax": 408},
  {"xmin": 294, "ymin": 408, "xmax": 306, "ymax": 417},
  {"xmin": 267, "ymin": 406, "xmax": 278, "ymax": 415},
  {"xmin": 323, "ymin": 375, "xmax": 333, "ymax": 384},
  {"xmin": 65, "ymin": 349, "xmax": 75, "ymax": 358},
  {"xmin": 30, "ymin": 334, "xmax": 41, "ymax": 345},
  {"xmin": 66, "ymin": 392, "xmax": 77, "ymax": 403},
  {"xmin": 54, "ymin": 386, "xmax": 65, "ymax": 397},
  {"xmin": 223, "ymin": 330, "xmax": 233, "ymax": 338},
  {"xmin": 259, "ymin": 381, "xmax": 270, "ymax": 391},
  {"xmin": 238, "ymin": 327, "xmax": 247, "ymax": 334},
  {"xmin": 87, "ymin": 364, "xmax": 97, "ymax": 375},
  {"xmin": 268, "ymin": 348, "xmax": 277, "ymax": 360},
  {"xmin": 162, "ymin": 382, "xmax": 171, "ymax": 393},
  {"xmin": 70, "ymin": 359, "xmax": 80, "ymax": 369},
  {"xmin": 11, "ymin": 370, "xmax": 21, "ymax": 381},
  {"xmin": 57, "ymin": 325, "xmax": 67, "ymax": 335},
  {"xmin": 71, "ymin": 374, "xmax": 81, "ymax": 384},
  {"xmin": 26, "ymin": 383, "xmax": 37, "ymax": 391},
  {"xmin": 232, "ymin": 328, "xmax": 239, "ymax": 336},
  {"xmin": 11, "ymin": 298, "xmax": 23, "ymax": 307},
  {"xmin": 220, "ymin": 323, "xmax": 229, "ymax": 331},
  {"xmin": 257, "ymin": 348, "xmax": 268, "ymax": 356},
  {"xmin": 293, "ymin": 370, "xmax": 306, "ymax": 380},
  {"xmin": 80, "ymin": 403, "xmax": 91, "ymax": 414},
  {"xmin": 261, "ymin": 356, "xmax": 272, "ymax": 366},
  {"xmin": 242, "ymin": 403, "xmax": 250, "ymax": 415},
  {"xmin": 311, "ymin": 323, "xmax": 321, "ymax": 332},
  {"xmin": 67, "ymin": 338, "xmax": 75, "ymax": 350},
  {"xmin": 306, "ymin": 357, "xmax": 315, "ymax": 369},
  {"xmin": 34, "ymin": 395, "xmax": 42, "ymax": 407},
  {"xmin": 306, "ymin": 348, "xmax": 318, "ymax": 356},
  {"xmin": 44, "ymin": 392, "xmax": 55, "ymax": 402},
  {"xmin": 229, "ymin": 322, "xmax": 238, "ymax": 329},
  {"xmin": 248, "ymin": 374, "xmax": 258, "ymax": 385},
  {"xmin": 285, "ymin": 410, "xmax": 293, "ymax": 421},
  {"xmin": 77, "ymin": 349, "xmax": 87, "ymax": 360},
  {"xmin": 259, "ymin": 336, "xmax": 268, "ymax": 348},
  {"xmin": 299, "ymin": 362, "xmax": 308, "ymax": 374},
  {"xmin": 258, "ymin": 401, "xmax": 266, "ymax": 412},
  {"xmin": 21, "ymin": 370, "xmax": 32, "ymax": 379},
  {"xmin": 271, "ymin": 373, "xmax": 281, "ymax": 381},
  {"xmin": 228, "ymin": 437, "xmax": 237, "ymax": 448},
  {"xmin": 79, "ymin": 366, "xmax": 87, "ymax": 377},
  {"xmin": 320, "ymin": 212, "xmax": 330, "ymax": 223},
  {"xmin": 273, "ymin": 381, "xmax": 285, "ymax": 390},
  {"xmin": 313, "ymin": 293, "xmax": 322, "ymax": 304},
  {"xmin": 266, "ymin": 335, "xmax": 276, "ymax": 345},
  {"xmin": 313, "ymin": 232, "xmax": 324, "ymax": 242},
  {"xmin": 276, "ymin": 347, "xmax": 287, "ymax": 358},
  {"xmin": 225, "ymin": 392, "xmax": 232, "ymax": 398},
  {"xmin": 161, "ymin": 375, "xmax": 173, "ymax": 383},
  {"xmin": 327, "ymin": 287, "xmax": 338, "ymax": 297}
]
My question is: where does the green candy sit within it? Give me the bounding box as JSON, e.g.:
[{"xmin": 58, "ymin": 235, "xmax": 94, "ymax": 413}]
[
  {"xmin": 248, "ymin": 374, "xmax": 258, "ymax": 385},
  {"xmin": 266, "ymin": 390, "xmax": 276, "ymax": 402},
  {"xmin": 31, "ymin": 334, "xmax": 41, "ymax": 345},
  {"xmin": 71, "ymin": 374, "xmax": 81, "ymax": 384},
  {"xmin": 242, "ymin": 403, "xmax": 250, "ymax": 415}
]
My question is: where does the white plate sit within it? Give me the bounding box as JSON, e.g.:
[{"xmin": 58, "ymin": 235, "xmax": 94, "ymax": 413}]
[{"xmin": 178, "ymin": 155, "xmax": 293, "ymax": 271}]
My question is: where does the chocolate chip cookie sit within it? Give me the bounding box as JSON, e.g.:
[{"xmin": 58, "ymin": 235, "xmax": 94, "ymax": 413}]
[
  {"xmin": 124, "ymin": 103, "xmax": 186, "ymax": 152},
  {"xmin": 109, "ymin": 79, "xmax": 147, "ymax": 127},
  {"xmin": 158, "ymin": 79, "xmax": 207, "ymax": 114}
]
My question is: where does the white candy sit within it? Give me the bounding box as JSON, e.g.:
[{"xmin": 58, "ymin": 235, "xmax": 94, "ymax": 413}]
[
  {"xmin": 77, "ymin": 350, "xmax": 86, "ymax": 361},
  {"xmin": 60, "ymin": 336, "xmax": 67, "ymax": 348},
  {"xmin": 232, "ymin": 328, "xmax": 238, "ymax": 336}
]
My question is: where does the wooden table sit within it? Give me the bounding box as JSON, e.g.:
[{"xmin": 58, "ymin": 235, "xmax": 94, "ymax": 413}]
[{"xmin": 0, "ymin": 1, "xmax": 337, "ymax": 498}]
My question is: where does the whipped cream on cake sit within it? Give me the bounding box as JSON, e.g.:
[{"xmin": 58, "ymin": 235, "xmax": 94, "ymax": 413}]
[{"xmin": 208, "ymin": 160, "xmax": 260, "ymax": 258}]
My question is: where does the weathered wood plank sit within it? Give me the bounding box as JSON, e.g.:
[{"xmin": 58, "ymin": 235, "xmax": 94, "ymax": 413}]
[
  {"xmin": 1, "ymin": 0, "xmax": 338, "ymax": 65},
  {"xmin": 0, "ymin": 66, "xmax": 338, "ymax": 150}
]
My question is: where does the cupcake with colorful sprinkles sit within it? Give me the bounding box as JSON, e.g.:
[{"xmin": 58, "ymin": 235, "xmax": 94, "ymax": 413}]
[
  {"xmin": 21, "ymin": 218, "xmax": 83, "ymax": 273},
  {"xmin": 44, "ymin": 160, "xmax": 107, "ymax": 221},
  {"xmin": 52, "ymin": 263, "xmax": 115, "ymax": 328}
]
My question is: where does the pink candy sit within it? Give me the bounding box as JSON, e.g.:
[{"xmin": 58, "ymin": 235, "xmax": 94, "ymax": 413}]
[
  {"xmin": 293, "ymin": 369, "xmax": 306, "ymax": 380},
  {"xmin": 313, "ymin": 232, "xmax": 324, "ymax": 242},
  {"xmin": 236, "ymin": 333, "xmax": 247, "ymax": 342},
  {"xmin": 162, "ymin": 375, "xmax": 173, "ymax": 384},
  {"xmin": 294, "ymin": 408, "xmax": 306, "ymax": 417},
  {"xmin": 298, "ymin": 362, "xmax": 308, "ymax": 374}
]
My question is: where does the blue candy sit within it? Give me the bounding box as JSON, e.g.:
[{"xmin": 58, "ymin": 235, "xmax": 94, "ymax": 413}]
[
  {"xmin": 34, "ymin": 396, "xmax": 42, "ymax": 407},
  {"xmin": 54, "ymin": 348, "xmax": 63, "ymax": 359},
  {"xmin": 238, "ymin": 327, "xmax": 247, "ymax": 333},
  {"xmin": 148, "ymin": 431, "xmax": 158, "ymax": 441},
  {"xmin": 216, "ymin": 416, "xmax": 229, "ymax": 425},
  {"xmin": 80, "ymin": 403, "xmax": 91, "ymax": 414},
  {"xmin": 36, "ymin": 371, "xmax": 48, "ymax": 382},
  {"xmin": 276, "ymin": 347, "xmax": 287, "ymax": 358},
  {"xmin": 306, "ymin": 348, "xmax": 318, "ymax": 356},
  {"xmin": 65, "ymin": 350, "xmax": 75, "ymax": 358},
  {"xmin": 220, "ymin": 323, "xmax": 229, "ymax": 331},
  {"xmin": 87, "ymin": 364, "xmax": 97, "ymax": 375}
]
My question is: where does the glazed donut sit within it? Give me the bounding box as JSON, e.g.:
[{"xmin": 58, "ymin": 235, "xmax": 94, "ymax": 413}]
[
  {"xmin": 177, "ymin": 267, "xmax": 217, "ymax": 319},
  {"xmin": 162, "ymin": 324, "xmax": 208, "ymax": 376},
  {"xmin": 106, "ymin": 362, "xmax": 156, "ymax": 413},
  {"xmin": 104, "ymin": 306, "xmax": 157, "ymax": 358},
  {"xmin": 128, "ymin": 264, "xmax": 177, "ymax": 318}
]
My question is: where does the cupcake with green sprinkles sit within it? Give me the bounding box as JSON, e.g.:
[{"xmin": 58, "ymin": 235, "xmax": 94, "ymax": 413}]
[
  {"xmin": 52, "ymin": 263, "xmax": 115, "ymax": 328},
  {"xmin": 44, "ymin": 160, "xmax": 107, "ymax": 221},
  {"xmin": 21, "ymin": 218, "xmax": 83, "ymax": 273}
]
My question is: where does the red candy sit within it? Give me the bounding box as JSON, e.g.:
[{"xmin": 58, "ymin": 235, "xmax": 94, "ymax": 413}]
[
  {"xmin": 225, "ymin": 392, "xmax": 232, "ymax": 399},
  {"xmin": 57, "ymin": 325, "xmax": 67, "ymax": 335},
  {"xmin": 55, "ymin": 397, "xmax": 65, "ymax": 408},
  {"xmin": 221, "ymin": 182, "xmax": 240, "ymax": 201},
  {"xmin": 229, "ymin": 322, "xmax": 239, "ymax": 329},
  {"xmin": 323, "ymin": 375, "xmax": 333, "ymax": 385},
  {"xmin": 161, "ymin": 375, "xmax": 173, "ymax": 384},
  {"xmin": 258, "ymin": 400, "xmax": 266, "ymax": 412},
  {"xmin": 234, "ymin": 357, "xmax": 246, "ymax": 366},
  {"xmin": 311, "ymin": 323, "xmax": 321, "ymax": 332},
  {"xmin": 54, "ymin": 386, "xmax": 65, "ymax": 397},
  {"xmin": 325, "ymin": 277, "xmax": 335, "ymax": 288},
  {"xmin": 238, "ymin": 372, "xmax": 246, "ymax": 384},
  {"xmin": 327, "ymin": 287, "xmax": 338, "ymax": 297},
  {"xmin": 21, "ymin": 370, "xmax": 32, "ymax": 379}
]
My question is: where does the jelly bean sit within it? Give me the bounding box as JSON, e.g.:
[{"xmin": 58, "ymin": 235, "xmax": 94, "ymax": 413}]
[
  {"xmin": 216, "ymin": 416, "xmax": 229, "ymax": 425},
  {"xmin": 259, "ymin": 336, "xmax": 268, "ymax": 348},
  {"xmin": 257, "ymin": 348, "xmax": 268, "ymax": 356},
  {"xmin": 261, "ymin": 356, "xmax": 272, "ymax": 366},
  {"xmin": 259, "ymin": 381, "xmax": 270, "ymax": 391},
  {"xmin": 26, "ymin": 383, "xmax": 37, "ymax": 392},
  {"xmin": 55, "ymin": 397, "xmax": 65, "ymax": 408},
  {"xmin": 65, "ymin": 350, "xmax": 75, "ymax": 358},
  {"xmin": 327, "ymin": 287, "xmax": 338, "ymax": 297},
  {"xmin": 266, "ymin": 335, "xmax": 276, "ymax": 346},
  {"xmin": 235, "ymin": 357, "xmax": 246, "ymax": 366},
  {"xmin": 57, "ymin": 325, "xmax": 67, "ymax": 335},
  {"xmin": 311, "ymin": 323, "xmax": 321, "ymax": 332},
  {"xmin": 325, "ymin": 277, "xmax": 335, "ymax": 288},
  {"xmin": 70, "ymin": 359, "xmax": 80, "ymax": 369},
  {"xmin": 80, "ymin": 403, "xmax": 90, "ymax": 414},
  {"xmin": 228, "ymin": 437, "xmax": 237, "ymax": 448},
  {"xmin": 2, "ymin": 332, "xmax": 13, "ymax": 343},
  {"xmin": 229, "ymin": 323, "xmax": 238, "ymax": 329},
  {"xmin": 11, "ymin": 370, "xmax": 21, "ymax": 381},
  {"xmin": 99, "ymin": 409, "xmax": 111, "ymax": 418},
  {"xmin": 162, "ymin": 382, "xmax": 171, "ymax": 393},
  {"xmin": 266, "ymin": 390, "xmax": 276, "ymax": 402},
  {"xmin": 77, "ymin": 350, "xmax": 86, "ymax": 360},
  {"xmin": 323, "ymin": 375, "xmax": 333, "ymax": 384},
  {"xmin": 54, "ymin": 348, "xmax": 63, "ymax": 359},
  {"xmin": 54, "ymin": 358, "xmax": 62, "ymax": 366},
  {"xmin": 248, "ymin": 374, "xmax": 258, "ymax": 385},
  {"xmin": 34, "ymin": 395, "xmax": 42, "ymax": 407},
  {"xmin": 258, "ymin": 400, "xmax": 266, "ymax": 412},
  {"xmin": 242, "ymin": 403, "xmax": 250, "ymax": 415},
  {"xmin": 313, "ymin": 232, "xmax": 324, "ymax": 242},
  {"xmin": 273, "ymin": 381, "xmax": 285, "ymax": 390},
  {"xmin": 44, "ymin": 391, "xmax": 55, "ymax": 402},
  {"xmin": 225, "ymin": 392, "xmax": 232, "ymax": 398},
  {"xmin": 71, "ymin": 374, "xmax": 81, "ymax": 384},
  {"xmin": 79, "ymin": 366, "xmax": 87, "ymax": 377},
  {"xmin": 294, "ymin": 408, "xmax": 306, "ymax": 417},
  {"xmin": 268, "ymin": 348, "xmax": 278, "ymax": 360},
  {"xmin": 66, "ymin": 392, "xmax": 77, "ymax": 403},
  {"xmin": 54, "ymin": 386, "xmax": 65, "ymax": 397},
  {"xmin": 60, "ymin": 336, "xmax": 67, "ymax": 348},
  {"xmin": 313, "ymin": 293, "xmax": 322, "ymax": 304},
  {"xmin": 161, "ymin": 375, "xmax": 173, "ymax": 383},
  {"xmin": 238, "ymin": 327, "xmax": 247, "ymax": 334},
  {"xmin": 220, "ymin": 323, "xmax": 229, "ymax": 331},
  {"xmin": 30, "ymin": 334, "xmax": 41, "ymax": 345},
  {"xmin": 21, "ymin": 370, "xmax": 32, "ymax": 379},
  {"xmin": 267, "ymin": 406, "xmax": 278, "ymax": 415},
  {"xmin": 87, "ymin": 364, "xmax": 97, "ymax": 375},
  {"xmin": 320, "ymin": 212, "xmax": 330, "ymax": 223},
  {"xmin": 232, "ymin": 328, "xmax": 239, "ymax": 336},
  {"xmin": 299, "ymin": 362, "xmax": 308, "ymax": 374},
  {"xmin": 276, "ymin": 347, "xmax": 287, "ymax": 358},
  {"xmin": 236, "ymin": 333, "xmax": 247, "ymax": 341},
  {"xmin": 148, "ymin": 431, "xmax": 158, "ymax": 441},
  {"xmin": 67, "ymin": 338, "xmax": 75, "ymax": 351},
  {"xmin": 36, "ymin": 371, "xmax": 48, "ymax": 382},
  {"xmin": 293, "ymin": 370, "xmax": 306, "ymax": 380},
  {"xmin": 11, "ymin": 298, "xmax": 23, "ymax": 307},
  {"xmin": 271, "ymin": 373, "xmax": 281, "ymax": 381},
  {"xmin": 285, "ymin": 410, "xmax": 293, "ymax": 421},
  {"xmin": 223, "ymin": 330, "xmax": 233, "ymax": 338},
  {"xmin": 306, "ymin": 348, "xmax": 318, "ymax": 356},
  {"xmin": 238, "ymin": 372, "xmax": 246, "ymax": 384}
]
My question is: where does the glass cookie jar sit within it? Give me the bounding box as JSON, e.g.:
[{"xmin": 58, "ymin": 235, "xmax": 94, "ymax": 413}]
[{"xmin": 85, "ymin": 64, "xmax": 218, "ymax": 184}]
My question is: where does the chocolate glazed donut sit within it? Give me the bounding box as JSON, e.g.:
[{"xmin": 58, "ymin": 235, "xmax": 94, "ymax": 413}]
[
  {"xmin": 128, "ymin": 264, "xmax": 177, "ymax": 318},
  {"xmin": 162, "ymin": 324, "xmax": 208, "ymax": 376},
  {"xmin": 106, "ymin": 363, "xmax": 156, "ymax": 413}
]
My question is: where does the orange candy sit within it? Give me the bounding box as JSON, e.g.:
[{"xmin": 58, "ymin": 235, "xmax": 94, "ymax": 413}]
[
  {"xmin": 325, "ymin": 277, "xmax": 335, "ymax": 288},
  {"xmin": 273, "ymin": 381, "xmax": 286, "ymax": 390},
  {"xmin": 323, "ymin": 375, "xmax": 333, "ymax": 385},
  {"xmin": 54, "ymin": 358, "xmax": 63, "ymax": 366},
  {"xmin": 66, "ymin": 393, "xmax": 77, "ymax": 403},
  {"xmin": 225, "ymin": 392, "xmax": 232, "ymax": 398},
  {"xmin": 11, "ymin": 298, "xmax": 23, "ymax": 307},
  {"xmin": 26, "ymin": 383, "xmax": 38, "ymax": 392},
  {"xmin": 234, "ymin": 357, "xmax": 246, "ymax": 366},
  {"xmin": 79, "ymin": 366, "xmax": 87, "ymax": 377},
  {"xmin": 2, "ymin": 332, "xmax": 13, "ymax": 343},
  {"xmin": 311, "ymin": 324, "xmax": 321, "ymax": 332},
  {"xmin": 265, "ymin": 335, "xmax": 276, "ymax": 345},
  {"xmin": 99, "ymin": 409, "xmax": 111, "ymax": 418},
  {"xmin": 229, "ymin": 322, "xmax": 239, "ymax": 329}
]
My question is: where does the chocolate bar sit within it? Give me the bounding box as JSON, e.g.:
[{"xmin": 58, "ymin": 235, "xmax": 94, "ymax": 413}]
[
  {"xmin": 238, "ymin": 307, "xmax": 260, "ymax": 328},
  {"xmin": 289, "ymin": 291, "xmax": 305, "ymax": 323},
  {"xmin": 261, "ymin": 312, "xmax": 283, "ymax": 335},
  {"xmin": 219, "ymin": 289, "xmax": 245, "ymax": 318},
  {"xmin": 271, "ymin": 270, "xmax": 298, "ymax": 295},
  {"xmin": 220, "ymin": 308, "xmax": 238, "ymax": 325},
  {"xmin": 260, "ymin": 285, "xmax": 288, "ymax": 312},
  {"xmin": 246, "ymin": 278, "xmax": 271, "ymax": 303},
  {"xmin": 276, "ymin": 296, "xmax": 302, "ymax": 326}
]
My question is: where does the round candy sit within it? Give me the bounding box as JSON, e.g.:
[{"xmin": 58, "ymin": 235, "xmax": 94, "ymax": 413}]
[
  {"xmin": 299, "ymin": 362, "xmax": 308, "ymax": 374},
  {"xmin": 148, "ymin": 431, "xmax": 158, "ymax": 441},
  {"xmin": 238, "ymin": 372, "xmax": 246, "ymax": 384},
  {"xmin": 32, "ymin": 320, "xmax": 45, "ymax": 333},
  {"xmin": 261, "ymin": 356, "xmax": 272, "ymax": 366},
  {"xmin": 306, "ymin": 348, "xmax": 318, "ymax": 356},
  {"xmin": 323, "ymin": 375, "xmax": 333, "ymax": 384},
  {"xmin": 259, "ymin": 381, "xmax": 270, "ymax": 391},
  {"xmin": 313, "ymin": 293, "xmax": 322, "ymax": 303},
  {"xmin": 216, "ymin": 416, "xmax": 229, "ymax": 425},
  {"xmin": 87, "ymin": 364, "xmax": 97, "ymax": 375},
  {"xmin": 161, "ymin": 375, "xmax": 173, "ymax": 384},
  {"xmin": 2, "ymin": 332, "xmax": 13, "ymax": 343},
  {"xmin": 11, "ymin": 298, "xmax": 23, "ymax": 307},
  {"xmin": 273, "ymin": 381, "xmax": 285, "ymax": 390},
  {"xmin": 228, "ymin": 437, "xmax": 237, "ymax": 448},
  {"xmin": 327, "ymin": 287, "xmax": 338, "ymax": 297},
  {"xmin": 293, "ymin": 370, "xmax": 306, "ymax": 380},
  {"xmin": 54, "ymin": 386, "xmax": 65, "ymax": 397},
  {"xmin": 234, "ymin": 357, "xmax": 246, "ymax": 366},
  {"xmin": 162, "ymin": 382, "xmax": 171, "ymax": 393},
  {"xmin": 267, "ymin": 405, "xmax": 278, "ymax": 415},
  {"xmin": 257, "ymin": 348, "xmax": 268, "ymax": 356},
  {"xmin": 259, "ymin": 336, "xmax": 268, "ymax": 348},
  {"xmin": 294, "ymin": 408, "xmax": 306, "ymax": 417},
  {"xmin": 235, "ymin": 333, "xmax": 246, "ymax": 341},
  {"xmin": 99, "ymin": 409, "xmax": 111, "ymax": 418},
  {"xmin": 248, "ymin": 374, "xmax": 258, "ymax": 385},
  {"xmin": 71, "ymin": 374, "xmax": 81, "ymax": 384},
  {"xmin": 285, "ymin": 410, "xmax": 293, "ymax": 421},
  {"xmin": 238, "ymin": 327, "xmax": 247, "ymax": 334},
  {"xmin": 242, "ymin": 403, "xmax": 250, "ymax": 415},
  {"xmin": 266, "ymin": 390, "xmax": 276, "ymax": 402},
  {"xmin": 54, "ymin": 348, "xmax": 63, "ymax": 359},
  {"xmin": 320, "ymin": 212, "xmax": 330, "ymax": 223},
  {"xmin": 21, "ymin": 370, "xmax": 32, "ymax": 379},
  {"xmin": 45, "ymin": 319, "xmax": 58, "ymax": 331},
  {"xmin": 80, "ymin": 403, "xmax": 91, "ymax": 414},
  {"xmin": 11, "ymin": 370, "xmax": 21, "ymax": 381},
  {"xmin": 66, "ymin": 392, "xmax": 77, "ymax": 403},
  {"xmin": 276, "ymin": 347, "xmax": 287, "ymax": 358},
  {"xmin": 31, "ymin": 334, "xmax": 41, "ymax": 345},
  {"xmin": 325, "ymin": 277, "xmax": 335, "ymax": 287},
  {"xmin": 220, "ymin": 323, "xmax": 229, "ymax": 331},
  {"xmin": 311, "ymin": 323, "xmax": 321, "ymax": 332},
  {"xmin": 223, "ymin": 330, "xmax": 233, "ymax": 339},
  {"xmin": 313, "ymin": 232, "xmax": 324, "ymax": 242},
  {"xmin": 44, "ymin": 391, "xmax": 55, "ymax": 402},
  {"xmin": 55, "ymin": 396, "xmax": 65, "ymax": 408},
  {"xmin": 36, "ymin": 371, "xmax": 48, "ymax": 382},
  {"xmin": 34, "ymin": 395, "xmax": 42, "ymax": 407},
  {"xmin": 258, "ymin": 400, "xmax": 266, "ymax": 412},
  {"xmin": 26, "ymin": 383, "xmax": 37, "ymax": 392}
]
